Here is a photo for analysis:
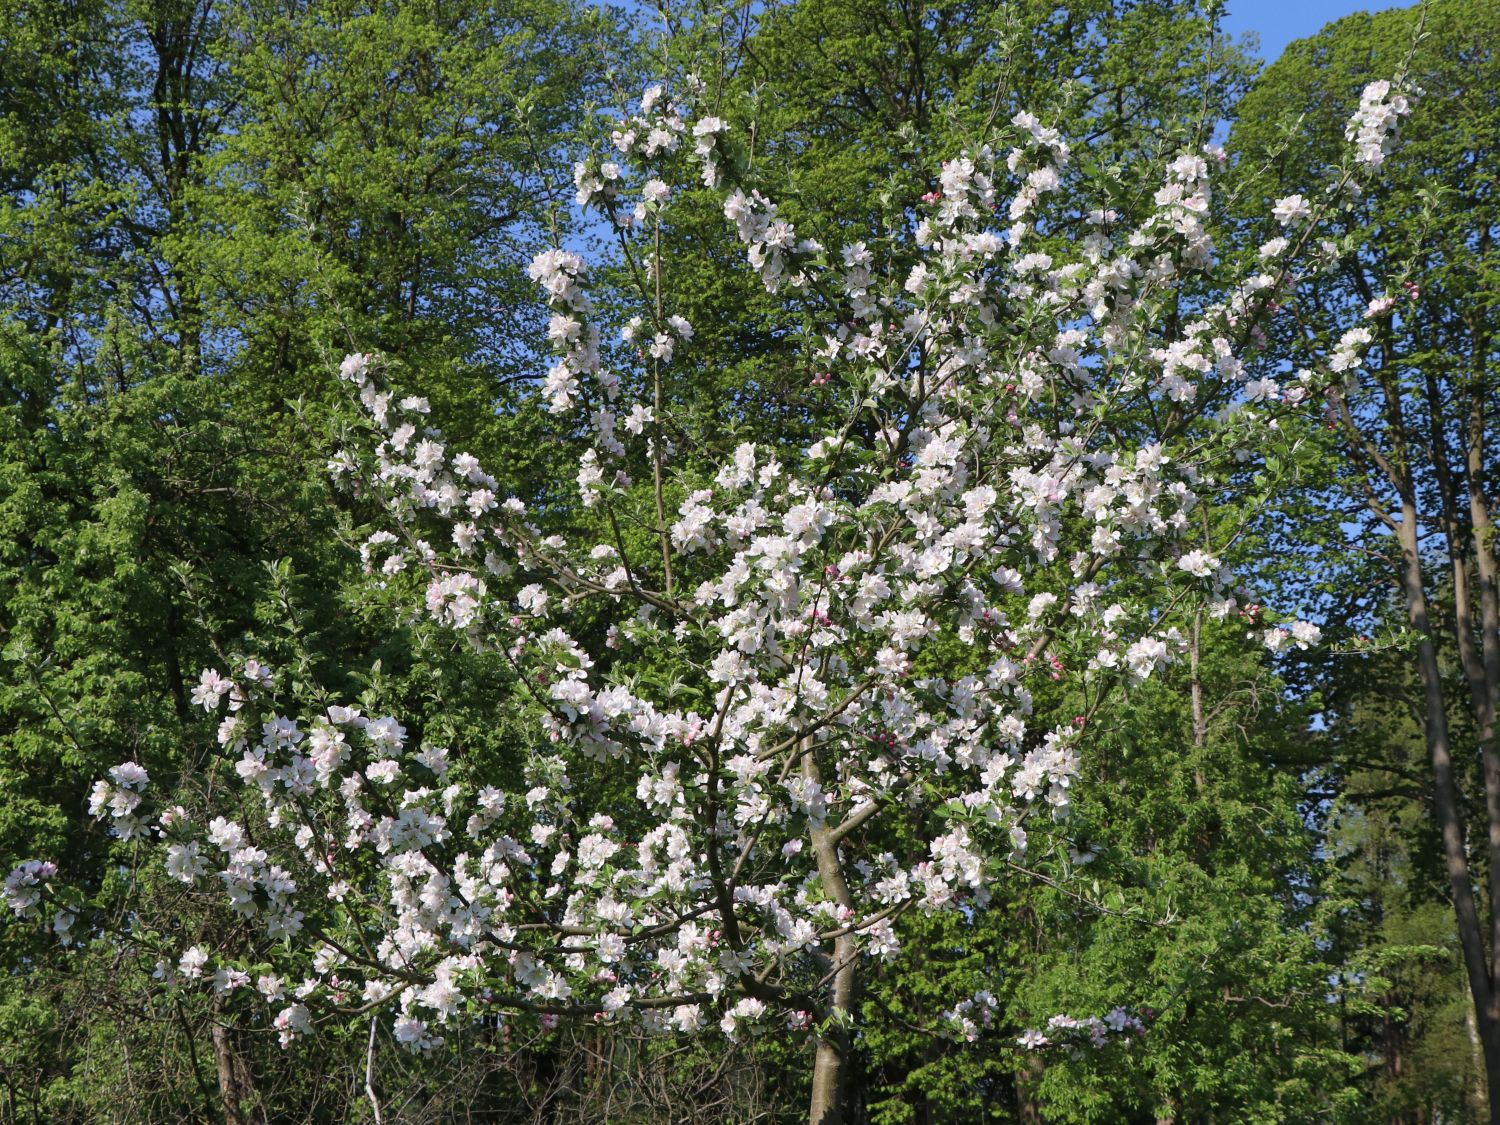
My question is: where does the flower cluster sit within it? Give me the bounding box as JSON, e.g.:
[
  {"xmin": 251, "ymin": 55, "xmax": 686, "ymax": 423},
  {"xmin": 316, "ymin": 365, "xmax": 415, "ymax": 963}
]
[
  {"xmin": 2, "ymin": 859, "xmax": 56, "ymax": 918},
  {"xmin": 1261, "ymin": 621, "xmax": 1322, "ymax": 654},
  {"xmin": 86, "ymin": 762, "xmax": 152, "ymax": 841},
  {"xmin": 528, "ymin": 248, "xmax": 603, "ymax": 416},
  {"xmin": 941, "ymin": 990, "xmax": 1000, "ymax": 1042},
  {"xmin": 1345, "ymin": 80, "xmax": 1414, "ymax": 171},
  {"xmin": 1016, "ymin": 1007, "xmax": 1148, "ymax": 1050}
]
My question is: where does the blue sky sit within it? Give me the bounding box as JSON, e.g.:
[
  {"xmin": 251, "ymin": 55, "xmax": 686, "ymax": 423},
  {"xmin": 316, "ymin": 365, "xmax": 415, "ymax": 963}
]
[
  {"xmin": 596, "ymin": 1, "xmax": 1399, "ymax": 68},
  {"xmin": 1222, "ymin": 0, "xmax": 1393, "ymax": 64}
]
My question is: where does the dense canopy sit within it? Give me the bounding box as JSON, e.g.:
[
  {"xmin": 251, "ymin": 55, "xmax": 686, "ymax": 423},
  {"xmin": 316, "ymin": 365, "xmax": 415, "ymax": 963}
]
[{"xmin": 1, "ymin": 2, "xmax": 1497, "ymax": 1123}]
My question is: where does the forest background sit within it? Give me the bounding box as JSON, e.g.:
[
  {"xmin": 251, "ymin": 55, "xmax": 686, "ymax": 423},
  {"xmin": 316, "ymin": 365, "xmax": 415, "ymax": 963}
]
[{"xmin": 0, "ymin": 0, "xmax": 1496, "ymax": 1121}]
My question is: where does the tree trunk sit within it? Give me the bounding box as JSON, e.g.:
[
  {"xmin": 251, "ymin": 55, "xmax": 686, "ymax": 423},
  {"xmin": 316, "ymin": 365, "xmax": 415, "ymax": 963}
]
[
  {"xmin": 808, "ymin": 932, "xmax": 855, "ymax": 1125},
  {"xmin": 1398, "ymin": 507, "xmax": 1500, "ymax": 1124},
  {"xmin": 804, "ymin": 746, "xmax": 857, "ymax": 1125},
  {"xmin": 1015, "ymin": 1056, "xmax": 1045, "ymax": 1123},
  {"xmin": 210, "ymin": 1015, "xmax": 262, "ymax": 1125},
  {"xmin": 1483, "ymin": 1024, "xmax": 1500, "ymax": 1125}
]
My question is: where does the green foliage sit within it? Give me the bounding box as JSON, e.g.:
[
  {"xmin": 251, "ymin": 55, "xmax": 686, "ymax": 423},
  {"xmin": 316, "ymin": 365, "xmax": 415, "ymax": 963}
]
[
  {"xmin": 1014, "ymin": 627, "xmax": 1356, "ymax": 1122},
  {"xmin": 1227, "ymin": 1, "xmax": 1500, "ymax": 1119},
  {"xmin": 1, "ymin": 0, "xmax": 1493, "ymax": 1120},
  {"xmin": 0, "ymin": 0, "xmax": 616, "ymax": 1117},
  {"xmin": 626, "ymin": 0, "xmax": 1258, "ymax": 467}
]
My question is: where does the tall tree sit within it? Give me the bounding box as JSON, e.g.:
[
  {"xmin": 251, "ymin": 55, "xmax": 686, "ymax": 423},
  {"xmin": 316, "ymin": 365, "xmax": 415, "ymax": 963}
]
[{"xmin": 1232, "ymin": 0, "xmax": 1500, "ymax": 1114}]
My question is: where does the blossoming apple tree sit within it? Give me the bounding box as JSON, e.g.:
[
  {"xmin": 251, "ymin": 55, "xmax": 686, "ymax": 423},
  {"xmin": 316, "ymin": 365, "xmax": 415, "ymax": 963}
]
[{"xmin": 5, "ymin": 71, "xmax": 1413, "ymax": 1124}]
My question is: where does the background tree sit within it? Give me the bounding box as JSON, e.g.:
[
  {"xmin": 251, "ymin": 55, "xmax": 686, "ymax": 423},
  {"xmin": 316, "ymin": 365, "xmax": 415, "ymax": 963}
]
[
  {"xmin": 0, "ymin": 0, "xmax": 616, "ymax": 1118},
  {"xmin": 1232, "ymin": 0, "xmax": 1500, "ymax": 1115}
]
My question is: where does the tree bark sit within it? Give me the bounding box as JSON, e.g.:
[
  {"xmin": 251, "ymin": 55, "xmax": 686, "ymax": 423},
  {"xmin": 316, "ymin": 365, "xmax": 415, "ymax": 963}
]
[
  {"xmin": 1397, "ymin": 506, "xmax": 1500, "ymax": 1124},
  {"xmin": 210, "ymin": 1012, "xmax": 262, "ymax": 1125},
  {"xmin": 804, "ymin": 746, "xmax": 857, "ymax": 1125},
  {"xmin": 808, "ymin": 933, "xmax": 856, "ymax": 1125}
]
